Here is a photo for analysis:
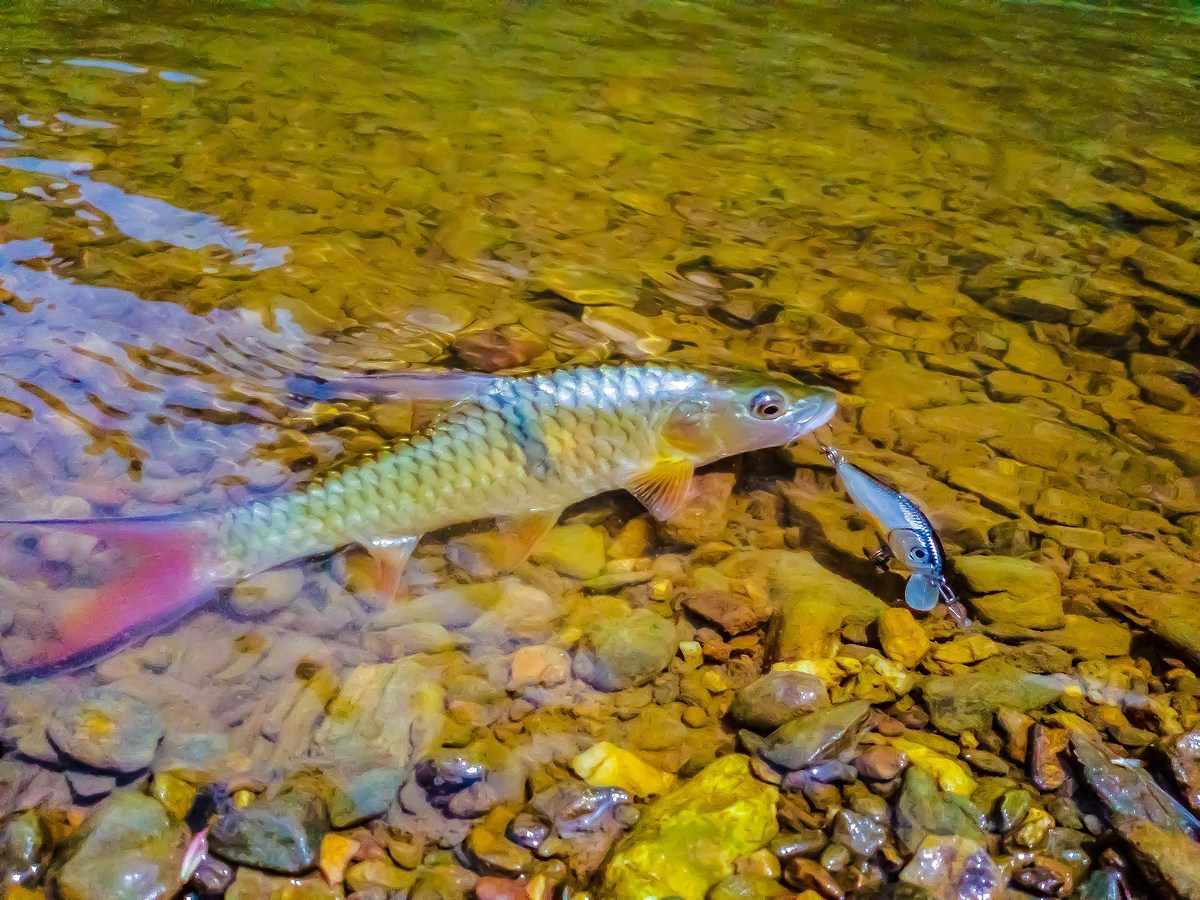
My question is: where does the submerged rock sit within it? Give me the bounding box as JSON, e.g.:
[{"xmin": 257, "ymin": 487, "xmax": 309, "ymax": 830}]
[
  {"xmin": 572, "ymin": 741, "xmax": 676, "ymax": 798},
  {"xmin": 898, "ymin": 834, "xmax": 1005, "ymax": 900},
  {"xmin": 759, "ymin": 700, "xmax": 870, "ymax": 772},
  {"xmin": 894, "ymin": 768, "xmax": 986, "ymax": 853},
  {"xmin": 921, "ymin": 662, "xmax": 1061, "ymax": 735},
  {"xmin": 602, "ymin": 754, "xmax": 778, "ymax": 900},
  {"xmin": 573, "ymin": 607, "xmax": 676, "ymax": 691},
  {"xmin": 955, "ymin": 555, "xmax": 1064, "ymax": 630},
  {"xmin": 717, "ymin": 551, "xmax": 884, "ymax": 660},
  {"xmin": 328, "ymin": 767, "xmax": 402, "ymax": 828},
  {"xmin": 878, "ymin": 607, "xmax": 931, "ymax": 668},
  {"xmin": 209, "ymin": 784, "xmax": 328, "ymax": 874},
  {"xmin": 54, "ymin": 792, "xmax": 187, "ymax": 900},
  {"xmin": 728, "ymin": 670, "xmax": 829, "ymax": 731},
  {"xmin": 658, "ymin": 472, "xmax": 735, "ymax": 546},
  {"xmin": 46, "ymin": 687, "xmax": 164, "ymax": 774}
]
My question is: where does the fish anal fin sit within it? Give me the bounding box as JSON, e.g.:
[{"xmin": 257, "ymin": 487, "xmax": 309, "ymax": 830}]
[
  {"xmin": 625, "ymin": 458, "xmax": 695, "ymax": 521},
  {"xmin": 446, "ymin": 510, "xmax": 561, "ymax": 579}
]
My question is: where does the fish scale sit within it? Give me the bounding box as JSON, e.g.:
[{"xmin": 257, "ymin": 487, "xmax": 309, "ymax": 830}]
[{"xmin": 217, "ymin": 365, "xmax": 699, "ymax": 575}]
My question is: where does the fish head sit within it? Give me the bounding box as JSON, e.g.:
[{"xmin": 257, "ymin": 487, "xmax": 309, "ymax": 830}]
[{"xmin": 662, "ymin": 368, "xmax": 838, "ymax": 463}]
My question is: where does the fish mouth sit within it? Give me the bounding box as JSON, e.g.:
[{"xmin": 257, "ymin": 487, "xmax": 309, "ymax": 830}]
[{"xmin": 789, "ymin": 387, "xmax": 838, "ymax": 440}]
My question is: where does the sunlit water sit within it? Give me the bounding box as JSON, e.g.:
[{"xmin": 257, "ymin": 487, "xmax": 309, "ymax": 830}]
[{"xmin": 0, "ymin": 0, "xmax": 1198, "ymax": 879}]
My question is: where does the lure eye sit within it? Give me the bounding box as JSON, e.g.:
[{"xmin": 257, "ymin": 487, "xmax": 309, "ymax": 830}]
[
  {"xmin": 750, "ymin": 389, "xmax": 786, "ymax": 420},
  {"xmin": 910, "ymin": 548, "xmax": 927, "ymax": 562}
]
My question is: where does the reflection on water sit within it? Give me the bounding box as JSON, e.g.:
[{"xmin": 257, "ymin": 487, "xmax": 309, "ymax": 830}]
[{"xmin": 0, "ymin": 0, "xmax": 1198, "ymax": 896}]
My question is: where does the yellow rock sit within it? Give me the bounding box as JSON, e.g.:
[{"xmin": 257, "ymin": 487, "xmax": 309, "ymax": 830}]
[
  {"xmin": 772, "ymin": 656, "xmax": 861, "ymax": 686},
  {"xmin": 602, "ymin": 755, "xmax": 778, "ymax": 900},
  {"xmin": 572, "ymin": 741, "xmax": 677, "ymax": 798},
  {"xmin": 319, "ymin": 833, "xmax": 359, "ymax": 887},
  {"xmin": 149, "ymin": 772, "xmax": 198, "ymax": 824},
  {"xmin": 345, "ymin": 859, "xmax": 416, "ymax": 893},
  {"xmin": 862, "ymin": 654, "xmax": 917, "ymax": 695},
  {"xmin": 877, "ymin": 607, "xmax": 931, "ymax": 668},
  {"xmin": 933, "ymin": 634, "xmax": 999, "ymax": 664},
  {"xmin": 891, "ymin": 738, "xmax": 976, "ymax": 797}
]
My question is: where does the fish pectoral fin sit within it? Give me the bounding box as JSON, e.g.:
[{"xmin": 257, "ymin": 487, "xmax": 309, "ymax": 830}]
[
  {"xmin": 364, "ymin": 535, "xmax": 420, "ymax": 600},
  {"xmin": 625, "ymin": 457, "xmax": 695, "ymax": 521}
]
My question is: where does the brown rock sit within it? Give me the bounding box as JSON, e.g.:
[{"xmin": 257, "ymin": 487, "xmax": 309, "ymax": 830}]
[
  {"xmin": 680, "ymin": 589, "xmax": 769, "ymax": 637},
  {"xmin": 853, "ymin": 745, "xmax": 908, "ymax": 782},
  {"xmin": 1030, "ymin": 725, "xmax": 1070, "ymax": 791},
  {"xmin": 783, "ymin": 857, "xmax": 844, "ymax": 899}
]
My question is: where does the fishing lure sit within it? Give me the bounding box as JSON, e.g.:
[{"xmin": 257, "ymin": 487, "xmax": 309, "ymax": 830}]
[
  {"xmin": 817, "ymin": 439, "xmax": 960, "ymax": 615},
  {"xmin": 2, "ymin": 364, "xmax": 837, "ymax": 677}
]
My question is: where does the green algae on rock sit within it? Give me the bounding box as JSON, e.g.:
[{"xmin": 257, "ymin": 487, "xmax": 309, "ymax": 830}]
[
  {"xmin": 759, "ymin": 700, "xmax": 871, "ymax": 772},
  {"xmin": 922, "ymin": 661, "xmax": 1062, "ymax": 735},
  {"xmin": 53, "ymin": 792, "xmax": 187, "ymax": 900},
  {"xmin": 573, "ymin": 607, "xmax": 677, "ymax": 692},
  {"xmin": 209, "ymin": 784, "xmax": 328, "ymax": 875},
  {"xmin": 601, "ymin": 754, "xmax": 778, "ymax": 900}
]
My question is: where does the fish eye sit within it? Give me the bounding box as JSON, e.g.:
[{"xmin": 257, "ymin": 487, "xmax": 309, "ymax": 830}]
[{"xmin": 750, "ymin": 389, "xmax": 786, "ymax": 419}]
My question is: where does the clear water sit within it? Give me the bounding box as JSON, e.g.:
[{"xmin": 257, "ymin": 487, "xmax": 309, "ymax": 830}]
[{"xmin": 1, "ymin": 0, "xmax": 1198, "ymax": 892}]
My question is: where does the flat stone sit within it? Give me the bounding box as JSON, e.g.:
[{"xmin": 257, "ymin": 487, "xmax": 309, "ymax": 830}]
[
  {"xmin": 680, "ymin": 589, "xmax": 769, "ymax": 637},
  {"xmin": 728, "ymin": 671, "xmax": 829, "ymax": 731},
  {"xmin": 46, "ymin": 688, "xmax": 164, "ymax": 775},
  {"xmin": 1124, "ymin": 243, "xmax": 1200, "ymax": 300},
  {"xmin": 955, "ymin": 555, "xmax": 1061, "ymax": 598},
  {"xmin": 1043, "ymin": 615, "xmax": 1132, "ymax": 658},
  {"xmin": 530, "ymin": 524, "xmax": 606, "ymax": 580},
  {"xmin": 229, "ymin": 568, "xmax": 304, "ymax": 618},
  {"xmin": 922, "ymin": 662, "xmax": 1062, "ymax": 735},
  {"xmin": 54, "ymin": 792, "xmax": 187, "ymax": 900},
  {"xmin": 760, "ymin": 701, "xmax": 871, "ymax": 772}
]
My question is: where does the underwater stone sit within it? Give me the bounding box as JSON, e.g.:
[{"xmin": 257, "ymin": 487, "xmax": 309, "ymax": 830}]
[
  {"xmin": 573, "ymin": 607, "xmax": 676, "ymax": 691},
  {"xmin": 530, "ymin": 523, "xmax": 606, "ymax": 580},
  {"xmin": 46, "ymin": 687, "xmax": 164, "ymax": 775},
  {"xmin": 898, "ymin": 834, "xmax": 1005, "ymax": 900},
  {"xmin": 878, "ymin": 607, "xmax": 931, "ymax": 668},
  {"xmin": 759, "ymin": 700, "xmax": 871, "ymax": 772},
  {"xmin": 922, "ymin": 662, "xmax": 1062, "ymax": 735},
  {"xmin": 728, "ymin": 670, "xmax": 830, "ymax": 731},
  {"xmin": 54, "ymin": 792, "xmax": 187, "ymax": 900},
  {"xmin": 208, "ymin": 784, "xmax": 328, "ymax": 874},
  {"xmin": 602, "ymin": 754, "xmax": 778, "ymax": 900},
  {"xmin": 328, "ymin": 767, "xmax": 402, "ymax": 828}
]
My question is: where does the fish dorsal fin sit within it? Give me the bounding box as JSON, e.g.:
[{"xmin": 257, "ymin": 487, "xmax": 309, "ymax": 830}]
[
  {"xmin": 625, "ymin": 457, "xmax": 694, "ymax": 520},
  {"xmin": 289, "ymin": 369, "xmax": 502, "ymax": 403}
]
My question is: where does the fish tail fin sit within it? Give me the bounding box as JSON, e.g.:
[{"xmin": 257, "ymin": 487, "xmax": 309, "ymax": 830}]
[{"xmin": 0, "ymin": 515, "xmax": 226, "ymax": 680}]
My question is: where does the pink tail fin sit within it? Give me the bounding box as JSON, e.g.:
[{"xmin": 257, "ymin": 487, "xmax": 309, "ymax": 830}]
[{"xmin": 0, "ymin": 515, "xmax": 223, "ymax": 680}]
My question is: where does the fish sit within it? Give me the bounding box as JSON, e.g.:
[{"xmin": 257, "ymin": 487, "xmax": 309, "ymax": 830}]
[
  {"xmin": 815, "ymin": 439, "xmax": 960, "ymax": 615},
  {"xmin": 1, "ymin": 364, "xmax": 837, "ymax": 679}
]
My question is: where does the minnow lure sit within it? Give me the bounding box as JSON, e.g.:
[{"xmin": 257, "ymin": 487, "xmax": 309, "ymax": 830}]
[
  {"xmin": 2, "ymin": 364, "xmax": 837, "ymax": 678},
  {"xmin": 816, "ymin": 439, "xmax": 960, "ymax": 615}
]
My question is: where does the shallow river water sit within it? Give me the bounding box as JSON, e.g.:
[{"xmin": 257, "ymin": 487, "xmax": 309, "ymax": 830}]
[{"xmin": 1, "ymin": 2, "xmax": 1199, "ymax": 898}]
